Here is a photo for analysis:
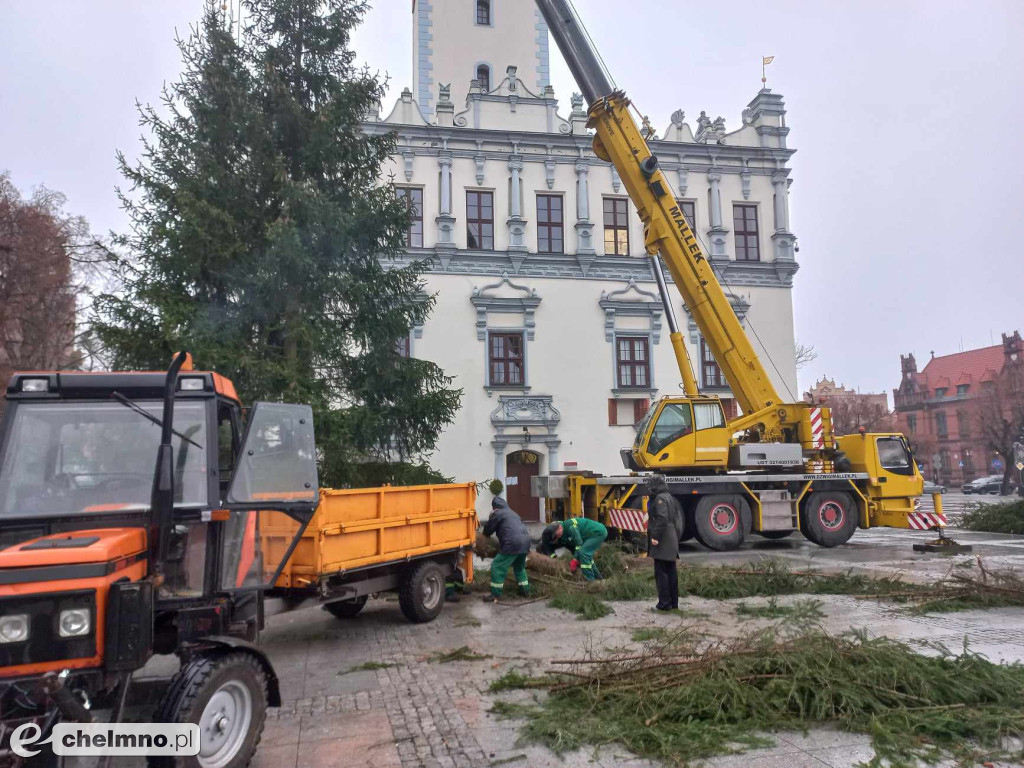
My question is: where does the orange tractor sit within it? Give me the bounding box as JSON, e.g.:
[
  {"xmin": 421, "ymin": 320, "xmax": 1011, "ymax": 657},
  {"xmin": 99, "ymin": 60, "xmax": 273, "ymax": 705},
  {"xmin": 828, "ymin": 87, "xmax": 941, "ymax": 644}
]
[{"xmin": 0, "ymin": 353, "xmax": 319, "ymax": 767}]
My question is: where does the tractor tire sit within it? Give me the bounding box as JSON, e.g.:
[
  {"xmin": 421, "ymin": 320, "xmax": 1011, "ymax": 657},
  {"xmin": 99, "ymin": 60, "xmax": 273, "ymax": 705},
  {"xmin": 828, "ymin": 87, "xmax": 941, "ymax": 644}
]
[
  {"xmin": 151, "ymin": 652, "xmax": 267, "ymax": 768},
  {"xmin": 800, "ymin": 491, "xmax": 857, "ymax": 548},
  {"xmin": 756, "ymin": 530, "xmax": 795, "ymax": 540},
  {"xmin": 398, "ymin": 561, "xmax": 446, "ymax": 623},
  {"xmin": 324, "ymin": 595, "xmax": 368, "ymax": 619},
  {"xmin": 693, "ymin": 494, "xmax": 751, "ymax": 551}
]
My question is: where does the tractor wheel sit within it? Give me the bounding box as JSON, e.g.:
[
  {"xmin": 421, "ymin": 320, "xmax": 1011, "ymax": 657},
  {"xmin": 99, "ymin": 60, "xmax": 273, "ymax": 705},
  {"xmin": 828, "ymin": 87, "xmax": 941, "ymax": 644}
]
[
  {"xmin": 693, "ymin": 494, "xmax": 750, "ymax": 551},
  {"xmin": 800, "ymin": 491, "xmax": 857, "ymax": 548},
  {"xmin": 398, "ymin": 561, "xmax": 446, "ymax": 623},
  {"xmin": 151, "ymin": 652, "xmax": 267, "ymax": 768},
  {"xmin": 756, "ymin": 530, "xmax": 795, "ymax": 540},
  {"xmin": 324, "ymin": 595, "xmax": 368, "ymax": 619}
]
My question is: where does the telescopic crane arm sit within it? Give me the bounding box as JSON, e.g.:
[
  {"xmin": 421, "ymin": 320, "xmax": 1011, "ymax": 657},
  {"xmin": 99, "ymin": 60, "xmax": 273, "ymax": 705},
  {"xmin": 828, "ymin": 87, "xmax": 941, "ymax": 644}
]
[{"xmin": 535, "ymin": 0, "xmax": 830, "ymax": 450}]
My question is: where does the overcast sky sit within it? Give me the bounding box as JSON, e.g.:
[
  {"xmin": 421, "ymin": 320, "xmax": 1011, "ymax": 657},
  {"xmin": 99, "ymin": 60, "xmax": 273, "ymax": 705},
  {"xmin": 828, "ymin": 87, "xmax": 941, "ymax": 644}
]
[{"xmin": 2, "ymin": 1, "xmax": 1021, "ymax": 399}]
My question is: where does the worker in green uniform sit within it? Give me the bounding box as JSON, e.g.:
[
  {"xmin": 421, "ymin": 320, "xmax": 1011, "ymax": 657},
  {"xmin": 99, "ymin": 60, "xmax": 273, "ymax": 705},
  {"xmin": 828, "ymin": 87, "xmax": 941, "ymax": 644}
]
[
  {"xmin": 481, "ymin": 497, "xmax": 533, "ymax": 602},
  {"xmin": 538, "ymin": 517, "xmax": 608, "ymax": 581}
]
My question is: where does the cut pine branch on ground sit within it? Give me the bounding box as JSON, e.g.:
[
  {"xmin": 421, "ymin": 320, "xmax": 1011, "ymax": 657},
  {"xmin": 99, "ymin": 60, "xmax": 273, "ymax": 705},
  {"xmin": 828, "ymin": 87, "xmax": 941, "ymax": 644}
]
[
  {"xmin": 481, "ymin": 549, "xmax": 1024, "ymax": 619},
  {"xmin": 489, "ymin": 626, "xmax": 1024, "ymax": 767}
]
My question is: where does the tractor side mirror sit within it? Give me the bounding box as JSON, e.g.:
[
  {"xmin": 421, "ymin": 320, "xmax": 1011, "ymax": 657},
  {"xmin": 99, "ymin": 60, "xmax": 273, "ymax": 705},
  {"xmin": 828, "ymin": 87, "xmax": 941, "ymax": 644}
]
[{"xmin": 226, "ymin": 403, "xmax": 319, "ymax": 507}]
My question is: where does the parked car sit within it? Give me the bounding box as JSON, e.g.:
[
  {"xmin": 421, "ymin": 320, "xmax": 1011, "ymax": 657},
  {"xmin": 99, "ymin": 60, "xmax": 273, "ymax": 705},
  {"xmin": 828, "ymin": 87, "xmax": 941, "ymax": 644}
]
[
  {"xmin": 922, "ymin": 480, "xmax": 946, "ymax": 494},
  {"xmin": 963, "ymin": 475, "xmax": 1017, "ymax": 495}
]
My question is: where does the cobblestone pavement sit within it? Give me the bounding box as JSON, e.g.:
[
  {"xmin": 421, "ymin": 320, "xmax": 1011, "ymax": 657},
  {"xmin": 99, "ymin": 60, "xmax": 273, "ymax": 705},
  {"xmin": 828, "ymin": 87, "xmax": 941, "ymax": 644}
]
[{"xmin": 243, "ymin": 526, "xmax": 1024, "ymax": 768}]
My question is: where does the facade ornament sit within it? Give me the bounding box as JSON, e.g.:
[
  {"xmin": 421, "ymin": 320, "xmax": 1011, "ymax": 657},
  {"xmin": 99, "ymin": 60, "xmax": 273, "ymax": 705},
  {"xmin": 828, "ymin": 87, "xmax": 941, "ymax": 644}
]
[
  {"xmin": 545, "ymin": 153, "xmax": 556, "ymax": 190},
  {"xmin": 475, "ymin": 142, "xmax": 486, "ymax": 186},
  {"xmin": 610, "ymin": 165, "xmax": 621, "ymax": 193},
  {"xmin": 506, "ymin": 65, "xmax": 518, "ymax": 92},
  {"xmin": 437, "ymin": 83, "xmax": 451, "ymax": 103},
  {"xmin": 695, "ymin": 111, "xmax": 712, "ymax": 138},
  {"xmin": 599, "ymin": 278, "xmax": 664, "ymax": 344},
  {"xmin": 571, "ymin": 92, "xmax": 584, "ymax": 111},
  {"xmin": 671, "ymin": 109, "xmax": 685, "ymax": 127},
  {"xmin": 641, "ymin": 115, "xmax": 655, "ymax": 139},
  {"xmin": 676, "ymin": 160, "xmax": 689, "ymax": 197},
  {"xmin": 712, "ymin": 116, "xmax": 726, "ymax": 132},
  {"xmin": 740, "ymin": 161, "xmax": 752, "ymax": 200},
  {"xmin": 471, "ymin": 272, "xmax": 541, "ymax": 341},
  {"xmin": 403, "ymin": 150, "xmax": 414, "ymax": 182}
]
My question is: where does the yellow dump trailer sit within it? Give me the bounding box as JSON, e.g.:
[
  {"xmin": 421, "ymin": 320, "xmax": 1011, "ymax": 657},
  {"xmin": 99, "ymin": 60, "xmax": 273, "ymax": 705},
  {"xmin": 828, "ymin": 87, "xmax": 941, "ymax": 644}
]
[{"xmin": 262, "ymin": 483, "xmax": 477, "ymax": 623}]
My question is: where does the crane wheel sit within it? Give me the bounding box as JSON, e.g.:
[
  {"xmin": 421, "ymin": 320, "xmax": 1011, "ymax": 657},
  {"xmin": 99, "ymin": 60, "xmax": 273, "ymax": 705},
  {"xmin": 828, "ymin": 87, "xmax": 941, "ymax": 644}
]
[
  {"xmin": 693, "ymin": 494, "xmax": 750, "ymax": 551},
  {"xmin": 800, "ymin": 491, "xmax": 857, "ymax": 548},
  {"xmin": 679, "ymin": 503, "xmax": 696, "ymax": 543}
]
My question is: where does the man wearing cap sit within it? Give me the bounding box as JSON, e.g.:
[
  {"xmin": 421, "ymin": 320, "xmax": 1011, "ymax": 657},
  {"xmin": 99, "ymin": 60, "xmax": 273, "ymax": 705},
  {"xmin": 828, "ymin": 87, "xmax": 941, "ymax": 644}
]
[
  {"xmin": 481, "ymin": 496, "xmax": 533, "ymax": 602},
  {"xmin": 538, "ymin": 517, "xmax": 607, "ymax": 581}
]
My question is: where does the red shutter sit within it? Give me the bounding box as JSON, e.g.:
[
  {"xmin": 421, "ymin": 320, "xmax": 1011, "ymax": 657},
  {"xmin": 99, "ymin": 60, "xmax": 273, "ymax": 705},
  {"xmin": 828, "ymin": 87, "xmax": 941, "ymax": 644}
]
[
  {"xmin": 633, "ymin": 398, "xmax": 650, "ymax": 422},
  {"xmin": 722, "ymin": 398, "xmax": 738, "ymax": 420},
  {"xmin": 608, "ymin": 398, "xmax": 618, "ymax": 426}
]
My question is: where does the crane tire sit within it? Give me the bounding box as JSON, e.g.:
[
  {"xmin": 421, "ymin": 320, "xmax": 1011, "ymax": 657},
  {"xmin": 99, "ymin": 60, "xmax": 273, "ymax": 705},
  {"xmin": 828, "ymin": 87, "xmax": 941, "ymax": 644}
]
[
  {"xmin": 693, "ymin": 494, "xmax": 750, "ymax": 551},
  {"xmin": 800, "ymin": 491, "xmax": 857, "ymax": 548}
]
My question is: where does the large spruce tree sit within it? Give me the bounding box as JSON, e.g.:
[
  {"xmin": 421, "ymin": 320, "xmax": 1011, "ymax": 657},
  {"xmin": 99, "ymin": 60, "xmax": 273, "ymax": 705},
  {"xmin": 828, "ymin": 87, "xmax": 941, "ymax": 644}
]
[{"xmin": 95, "ymin": 0, "xmax": 461, "ymax": 486}]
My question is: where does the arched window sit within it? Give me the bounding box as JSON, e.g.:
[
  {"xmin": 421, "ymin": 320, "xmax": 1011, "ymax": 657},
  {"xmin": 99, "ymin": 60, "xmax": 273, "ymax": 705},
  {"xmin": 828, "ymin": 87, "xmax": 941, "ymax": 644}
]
[
  {"xmin": 476, "ymin": 0, "xmax": 491, "ymax": 25},
  {"xmin": 476, "ymin": 64, "xmax": 490, "ymax": 92}
]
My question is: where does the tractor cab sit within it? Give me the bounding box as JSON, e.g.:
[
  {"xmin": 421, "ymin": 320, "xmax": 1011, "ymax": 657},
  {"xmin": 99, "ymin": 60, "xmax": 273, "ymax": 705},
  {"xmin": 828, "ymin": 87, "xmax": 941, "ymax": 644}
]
[{"xmin": 0, "ymin": 355, "xmax": 319, "ymax": 767}]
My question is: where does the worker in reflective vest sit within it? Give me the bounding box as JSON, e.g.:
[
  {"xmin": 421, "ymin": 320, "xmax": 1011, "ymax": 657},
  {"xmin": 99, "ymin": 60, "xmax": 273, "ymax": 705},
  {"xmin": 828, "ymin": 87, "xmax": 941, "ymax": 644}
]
[{"xmin": 538, "ymin": 517, "xmax": 608, "ymax": 581}]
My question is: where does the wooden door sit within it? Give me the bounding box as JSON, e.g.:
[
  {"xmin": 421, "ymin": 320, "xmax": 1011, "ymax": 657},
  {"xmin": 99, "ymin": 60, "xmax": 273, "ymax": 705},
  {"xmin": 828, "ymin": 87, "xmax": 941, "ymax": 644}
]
[{"xmin": 505, "ymin": 450, "xmax": 541, "ymax": 522}]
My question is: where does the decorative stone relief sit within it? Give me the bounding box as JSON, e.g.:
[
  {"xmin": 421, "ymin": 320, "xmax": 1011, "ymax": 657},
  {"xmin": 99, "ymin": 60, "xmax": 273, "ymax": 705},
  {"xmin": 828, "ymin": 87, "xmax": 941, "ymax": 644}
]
[
  {"xmin": 490, "ymin": 395, "xmax": 561, "ymax": 427},
  {"xmin": 470, "ymin": 272, "xmax": 542, "ymax": 341},
  {"xmin": 545, "ymin": 154, "xmax": 556, "ymax": 190},
  {"xmin": 611, "ymin": 166, "xmax": 621, "ymax": 193}
]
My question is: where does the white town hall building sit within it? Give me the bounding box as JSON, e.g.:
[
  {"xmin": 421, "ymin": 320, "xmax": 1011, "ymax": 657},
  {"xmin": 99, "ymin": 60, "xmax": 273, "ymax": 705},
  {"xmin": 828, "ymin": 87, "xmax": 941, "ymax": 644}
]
[{"xmin": 366, "ymin": 0, "xmax": 801, "ymax": 520}]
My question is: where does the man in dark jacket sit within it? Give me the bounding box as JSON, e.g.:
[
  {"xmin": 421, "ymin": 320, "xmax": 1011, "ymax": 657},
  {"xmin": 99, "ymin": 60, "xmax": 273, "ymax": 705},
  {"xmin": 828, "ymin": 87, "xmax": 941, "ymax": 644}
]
[
  {"xmin": 648, "ymin": 492, "xmax": 683, "ymax": 611},
  {"xmin": 482, "ymin": 496, "xmax": 532, "ymax": 602}
]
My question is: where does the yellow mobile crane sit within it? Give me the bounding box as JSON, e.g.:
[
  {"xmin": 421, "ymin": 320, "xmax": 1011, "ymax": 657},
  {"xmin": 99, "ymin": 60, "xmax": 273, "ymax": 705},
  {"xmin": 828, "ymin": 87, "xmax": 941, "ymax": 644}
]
[{"xmin": 533, "ymin": 0, "xmax": 934, "ymax": 550}]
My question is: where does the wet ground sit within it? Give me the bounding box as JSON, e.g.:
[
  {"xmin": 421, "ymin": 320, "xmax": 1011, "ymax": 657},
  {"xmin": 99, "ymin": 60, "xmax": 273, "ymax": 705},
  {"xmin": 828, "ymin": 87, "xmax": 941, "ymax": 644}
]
[
  {"xmin": 240, "ymin": 525, "xmax": 1024, "ymax": 768},
  {"xmin": 99, "ymin": 524, "xmax": 1024, "ymax": 768}
]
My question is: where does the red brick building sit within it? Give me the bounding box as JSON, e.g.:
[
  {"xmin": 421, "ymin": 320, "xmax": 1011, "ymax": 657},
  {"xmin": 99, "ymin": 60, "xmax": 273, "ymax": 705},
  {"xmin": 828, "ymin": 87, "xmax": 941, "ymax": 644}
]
[{"xmin": 893, "ymin": 331, "xmax": 1023, "ymax": 487}]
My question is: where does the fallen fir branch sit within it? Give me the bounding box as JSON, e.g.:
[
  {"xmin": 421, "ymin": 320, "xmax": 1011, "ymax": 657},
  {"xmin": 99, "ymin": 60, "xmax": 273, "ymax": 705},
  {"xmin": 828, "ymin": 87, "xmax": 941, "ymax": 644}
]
[{"xmin": 489, "ymin": 626, "xmax": 1024, "ymax": 767}]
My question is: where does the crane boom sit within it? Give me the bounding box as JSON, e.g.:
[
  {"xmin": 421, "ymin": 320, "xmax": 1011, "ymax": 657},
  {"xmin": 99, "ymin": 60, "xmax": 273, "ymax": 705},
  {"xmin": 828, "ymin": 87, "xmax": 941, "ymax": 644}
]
[{"xmin": 535, "ymin": 0, "xmax": 822, "ymax": 448}]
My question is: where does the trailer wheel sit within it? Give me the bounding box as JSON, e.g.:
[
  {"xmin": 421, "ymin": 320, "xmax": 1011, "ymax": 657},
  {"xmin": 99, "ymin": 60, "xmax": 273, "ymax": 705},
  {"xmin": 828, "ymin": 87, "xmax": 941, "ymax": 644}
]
[
  {"xmin": 693, "ymin": 494, "xmax": 750, "ymax": 551},
  {"xmin": 801, "ymin": 491, "xmax": 857, "ymax": 548},
  {"xmin": 756, "ymin": 530, "xmax": 795, "ymax": 540},
  {"xmin": 324, "ymin": 595, "xmax": 368, "ymax": 619},
  {"xmin": 151, "ymin": 652, "xmax": 267, "ymax": 768},
  {"xmin": 399, "ymin": 561, "xmax": 446, "ymax": 623}
]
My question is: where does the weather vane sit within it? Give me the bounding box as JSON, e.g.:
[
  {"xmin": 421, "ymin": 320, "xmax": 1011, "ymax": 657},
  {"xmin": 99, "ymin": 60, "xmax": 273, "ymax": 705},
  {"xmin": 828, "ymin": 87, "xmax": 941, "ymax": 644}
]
[{"xmin": 762, "ymin": 56, "xmax": 775, "ymax": 87}]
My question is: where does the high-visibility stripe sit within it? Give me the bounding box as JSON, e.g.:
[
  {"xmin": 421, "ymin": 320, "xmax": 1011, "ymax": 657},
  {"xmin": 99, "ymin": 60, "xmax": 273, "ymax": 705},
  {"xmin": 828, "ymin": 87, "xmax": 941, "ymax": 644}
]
[
  {"xmin": 490, "ymin": 582, "xmax": 505, "ymax": 588},
  {"xmin": 581, "ymin": 563, "xmax": 593, "ymax": 569},
  {"xmin": 518, "ymin": 581, "xmax": 529, "ymax": 586}
]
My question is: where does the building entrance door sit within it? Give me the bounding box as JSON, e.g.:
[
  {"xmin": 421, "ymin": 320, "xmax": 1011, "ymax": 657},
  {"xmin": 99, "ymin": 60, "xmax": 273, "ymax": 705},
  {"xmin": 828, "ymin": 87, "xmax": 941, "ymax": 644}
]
[{"xmin": 505, "ymin": 450, "xmax": 541, "ymax": 522}]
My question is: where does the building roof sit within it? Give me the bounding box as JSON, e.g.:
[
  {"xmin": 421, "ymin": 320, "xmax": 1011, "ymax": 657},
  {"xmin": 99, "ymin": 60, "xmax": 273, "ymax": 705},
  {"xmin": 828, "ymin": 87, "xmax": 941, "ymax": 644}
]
[{"xmin": 919, "ymin": 345, "xmax": 1005, "ymax": 390}]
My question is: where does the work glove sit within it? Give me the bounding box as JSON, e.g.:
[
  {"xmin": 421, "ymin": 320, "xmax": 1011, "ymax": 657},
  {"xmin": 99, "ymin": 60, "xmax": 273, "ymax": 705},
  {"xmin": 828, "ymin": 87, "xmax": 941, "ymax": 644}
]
[{"xmin": 570, "ymin": 559, "xmax": 579, "ymax": 573}]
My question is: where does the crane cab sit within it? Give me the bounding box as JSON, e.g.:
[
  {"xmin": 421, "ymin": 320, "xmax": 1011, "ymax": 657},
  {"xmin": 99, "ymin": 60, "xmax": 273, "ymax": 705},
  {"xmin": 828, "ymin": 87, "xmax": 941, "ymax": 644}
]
[{"xmin": 626, "ymin": 396, "xmax": 730, "ymax": 471}]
